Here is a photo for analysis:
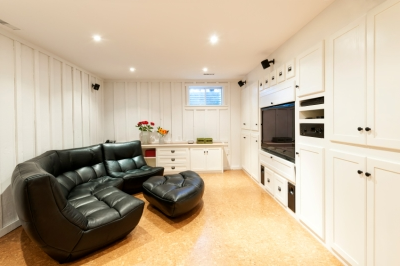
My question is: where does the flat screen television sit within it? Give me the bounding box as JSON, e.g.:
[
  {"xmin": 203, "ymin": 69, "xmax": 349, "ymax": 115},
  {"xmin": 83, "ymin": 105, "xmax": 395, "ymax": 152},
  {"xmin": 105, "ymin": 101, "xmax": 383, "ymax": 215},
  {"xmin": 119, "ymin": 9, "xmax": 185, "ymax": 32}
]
[{"xmin": 261, "ymin": 102, "xmax": 295, "ymax": 163}]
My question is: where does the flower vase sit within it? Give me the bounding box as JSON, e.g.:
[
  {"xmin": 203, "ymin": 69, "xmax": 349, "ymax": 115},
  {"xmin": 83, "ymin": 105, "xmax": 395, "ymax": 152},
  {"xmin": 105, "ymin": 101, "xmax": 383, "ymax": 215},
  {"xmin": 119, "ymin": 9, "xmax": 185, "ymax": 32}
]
[
  {"xmin": 159, "ymin": 136, "xmax": 165, "ymax": 144},
  {"xmin": 140, "ymin": 131, "xmax": 149, "ymax": 145}
]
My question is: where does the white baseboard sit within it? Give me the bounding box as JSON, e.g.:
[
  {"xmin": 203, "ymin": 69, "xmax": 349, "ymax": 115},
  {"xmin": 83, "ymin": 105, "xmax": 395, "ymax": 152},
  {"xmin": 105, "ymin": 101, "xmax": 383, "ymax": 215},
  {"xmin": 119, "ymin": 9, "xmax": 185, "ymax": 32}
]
[
  {"xmin": 229, "ymin": 165, "xmax": 242, "ymax": 170},
  {"xmin": 0, "ymin": 219, "xmax": 21, "ymax": 238}
]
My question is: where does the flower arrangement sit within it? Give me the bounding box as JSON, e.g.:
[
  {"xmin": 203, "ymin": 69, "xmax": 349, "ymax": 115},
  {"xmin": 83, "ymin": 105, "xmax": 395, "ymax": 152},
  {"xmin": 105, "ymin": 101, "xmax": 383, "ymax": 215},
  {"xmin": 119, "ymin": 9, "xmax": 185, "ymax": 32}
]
[
  {"xmin": 136, "ymin": 121, "xmax": 154, "ymax": 132},
  {"xmin": 157, "ymin": 126, "xmax": 169, "ymax": 137}
]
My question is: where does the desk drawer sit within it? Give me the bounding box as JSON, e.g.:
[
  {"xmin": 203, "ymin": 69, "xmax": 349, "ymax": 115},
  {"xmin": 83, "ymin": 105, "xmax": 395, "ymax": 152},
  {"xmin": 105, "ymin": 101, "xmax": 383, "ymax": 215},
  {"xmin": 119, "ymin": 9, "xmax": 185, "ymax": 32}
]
[
  {"xmin": 157, "ymin": 148, "xmax": 188, "ymax": 156},
  {"xmin": 160, "ymin": 164, "xmax": 188, "ymax": 172},
  {"xmin": 158, "ymin": 157, "xmax": 187, "ymax": 164}
]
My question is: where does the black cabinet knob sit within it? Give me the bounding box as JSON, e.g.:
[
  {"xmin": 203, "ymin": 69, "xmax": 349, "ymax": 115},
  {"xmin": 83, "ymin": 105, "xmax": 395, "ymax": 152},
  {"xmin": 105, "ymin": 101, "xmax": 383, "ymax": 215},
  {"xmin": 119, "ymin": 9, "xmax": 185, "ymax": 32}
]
[
  {"xmin": 171, "ymin": 166, "xmax": 175, "ymax": 170},
  {"xmin": 278, "ymin": 186, "xmax": 281, "ymax": 192},
  {"xmin": 256, "ymin": 123, "xmax": 258, "ymax": 126},
  {"xmin": 288, "ymin": 66, "xmax": 292, "ymax": 72},
  {"xmin": 365, "ymin": 172, "xmax": 371, "ymax": 177},
  {"xmin": 279, "ymin": 72, "xmax": 282, "ymax": 76},
  {"xmin": 270, "ymin": 156, "xmax": 273, "ymax": 159},
  {"xmin": 265, "ymin": 80, "xmax": 268, "ymax": 83},
  {"xmin": 256, "ymin": 140, "xmax": 258, "ymax": 142},
  {"xmin": 271, "ymin": 102, "xmax": 273, "ymax": 104},
  {"xmin": 357, "ymin": 170, "xmax": 363, "ymax": 174},
  {"xmin": 243, "ymin": 123, "xmax": 246, "ymax": 125},
  {"xmin": 365, "ymin": 127, "xmax": 371, "ymax": 131},
  {"xmin": 357, "ymin": 127, "xmax": 363, "ymax": 131},
  {"xmin": 296, "ymin": 152, "xmax": 299, "ymax": 155},
  {"xmin": 272, "ymin": 77, "xmax": 275, "ymax": 80},
  {"xmin": 296, "ymin": 85, "xmax": 299, "ymax": 88},
  {"xmin": 267, "ymin": 178, "xmax": 270, "ymax": 183},
  {"xmin": 243, "ymin": 137, "xmax": 246, "ymax": 139},
  {"xmin": 171, "ymin": 150, "xmax": 175, "ymax": 153},
  {"xmin": 171, "ymin": 158, "xmax": 175, "ymax": 161}
]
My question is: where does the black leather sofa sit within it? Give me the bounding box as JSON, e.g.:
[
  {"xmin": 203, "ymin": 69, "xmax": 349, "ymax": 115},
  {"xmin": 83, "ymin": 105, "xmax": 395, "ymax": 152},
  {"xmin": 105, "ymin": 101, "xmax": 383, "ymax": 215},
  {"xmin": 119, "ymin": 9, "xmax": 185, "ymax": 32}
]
[{"xmin": 11, "ymin": 140, "xmax": 163, "ymax": 263}]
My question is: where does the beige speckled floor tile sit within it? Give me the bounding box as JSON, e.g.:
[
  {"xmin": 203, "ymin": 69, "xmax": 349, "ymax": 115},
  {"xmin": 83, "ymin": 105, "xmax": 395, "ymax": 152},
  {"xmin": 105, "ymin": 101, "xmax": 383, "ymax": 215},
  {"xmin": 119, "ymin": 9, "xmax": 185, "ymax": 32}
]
[{"xmin": 0, "ymin": 170, "xmax": 342, "ymax": 266}]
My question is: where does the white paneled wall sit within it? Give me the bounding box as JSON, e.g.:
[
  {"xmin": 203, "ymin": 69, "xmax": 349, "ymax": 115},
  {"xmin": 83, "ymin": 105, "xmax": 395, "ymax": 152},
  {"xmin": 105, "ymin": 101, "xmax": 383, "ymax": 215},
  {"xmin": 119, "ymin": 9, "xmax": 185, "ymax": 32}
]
[
  {"xmin": 0, "ymin": 31, "xmax": 104, "ymax": 237},
  {"xmin": 103, "ymin": 80, "xmax": 241, "ymax": 169}
]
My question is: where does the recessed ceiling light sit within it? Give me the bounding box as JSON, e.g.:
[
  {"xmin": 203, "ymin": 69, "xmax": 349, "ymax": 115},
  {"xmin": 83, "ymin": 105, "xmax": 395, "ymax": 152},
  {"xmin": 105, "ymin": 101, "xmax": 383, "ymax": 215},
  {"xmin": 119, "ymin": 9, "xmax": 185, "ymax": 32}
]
[
  {"xmin": 210, "ymin": 35, "xmax": 218, "ymax": 44},
  {"xmin": 130, "ymin": 67, "xmax": 135, "ymax": 72},
  {"xmin": 93, "ymin": 35, "xmax": 101, "ymax": 42},
  {"xmin": 203, "ymin": 67, "xmax": 208, "ymax": 72}
]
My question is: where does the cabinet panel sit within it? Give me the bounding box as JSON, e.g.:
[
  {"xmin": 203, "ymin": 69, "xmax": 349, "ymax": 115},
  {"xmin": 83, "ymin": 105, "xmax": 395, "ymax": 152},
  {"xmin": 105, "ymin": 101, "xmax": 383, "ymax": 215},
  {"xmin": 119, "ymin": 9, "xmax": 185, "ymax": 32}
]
[
  {"xmin": 330, "ymin": 150, "xmax": 366, "ymax": 266},
  {"xmin": 327, "ymin": 17, "xmax": 366, "ymax": 145},
  {"xmin": 298, "ymin": 143, "xmax": 324, "ymax": 240},
  {"xmin": 367, "ymin": 0, "xmax": 400, "ymax": 150},
  {"xmin": 206, "ymin": 148, "xmax": 222, "ymax": 171},
  {"xmin": 250, "ymin": 82, "xmax": 259, "ymax": 131},
  {"xmin": 250, "ymin": 134, "xmax": 259, "ymax": 181},
  {"xmin": 241, "ymin": 86, "xmax": 250, "ymax": 129},
  {"xmin": 241, "ymin": 132, "xmax": 250, "ymax": 172},
  {"xmin": 297, "ymin": 41, "xmax": 324, "ymax": 97},
  {"xmin": 264, "ymin": 166, "xmax": 274, "ymax": 194},
  {"xmin": 367, "ymin": 157, "xmax": 400, "ymax": 266},
  {"xmin": 190, "ymin": 148, "xmax": 207, "ymax": 171}
]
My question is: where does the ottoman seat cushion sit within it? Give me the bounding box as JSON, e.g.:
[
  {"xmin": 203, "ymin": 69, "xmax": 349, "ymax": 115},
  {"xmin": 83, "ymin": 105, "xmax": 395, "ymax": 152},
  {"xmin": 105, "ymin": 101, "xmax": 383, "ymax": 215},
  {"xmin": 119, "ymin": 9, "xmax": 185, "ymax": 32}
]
[{"xmin": 142, "ymin": 170, "xmax": 204, "ymax": 217}]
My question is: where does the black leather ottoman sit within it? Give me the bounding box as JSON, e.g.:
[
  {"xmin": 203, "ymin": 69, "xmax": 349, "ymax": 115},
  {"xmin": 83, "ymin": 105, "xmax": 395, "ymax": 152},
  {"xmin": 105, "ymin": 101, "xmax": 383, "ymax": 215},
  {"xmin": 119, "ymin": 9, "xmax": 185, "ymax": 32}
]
[{"xmin": 142, "ymin": 171, "xmax": 204, "ymax": 217}]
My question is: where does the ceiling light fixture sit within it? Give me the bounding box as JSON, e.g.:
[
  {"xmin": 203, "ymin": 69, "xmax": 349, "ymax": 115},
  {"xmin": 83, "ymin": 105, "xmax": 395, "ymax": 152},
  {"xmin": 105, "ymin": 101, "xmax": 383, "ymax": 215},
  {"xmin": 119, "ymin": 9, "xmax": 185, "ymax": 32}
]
[
  {"xmin": 210, "ymin": 35, "xmax": 218, "ymax": 44},
  {"xmin": 130, "ymin": 67, "xmax": 135, "ymax": 72},
  {"xmin": 203, "ymin": 67, "xmax": 208, "ymax": 72},
  {"xmin": 93, "ymin": 35, "xmax": 102, "ymax": 42}
]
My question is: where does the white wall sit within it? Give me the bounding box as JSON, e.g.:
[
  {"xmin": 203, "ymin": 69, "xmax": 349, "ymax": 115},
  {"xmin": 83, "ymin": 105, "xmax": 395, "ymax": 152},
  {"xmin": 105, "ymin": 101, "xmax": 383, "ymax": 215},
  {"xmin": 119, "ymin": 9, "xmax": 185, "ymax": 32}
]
[
  {"xmin": 246, "ymin": 0, "xmax": 386, "ymax": 85},
  {"xmin": 0, "ymin": 29, "xmax": 104, "ymax": 237},
  {"xmin": 103, "ymin": 80, "xmax": 241, "ymax": 169}
]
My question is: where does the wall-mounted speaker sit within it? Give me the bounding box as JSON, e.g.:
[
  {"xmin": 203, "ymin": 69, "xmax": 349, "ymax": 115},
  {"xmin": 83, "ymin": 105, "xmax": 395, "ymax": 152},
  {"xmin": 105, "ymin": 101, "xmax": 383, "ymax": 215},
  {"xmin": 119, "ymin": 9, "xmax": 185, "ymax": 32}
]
[
  {"xmin": 261, "ymin": 59, "xmax": 275, "ymax": 69},
  {"xmin": 238, "ymin": 80, "xmax": 246, "ymax": 87},
  {"xmin": 92, "ymin": 83, "xmax": 100, "ymax": 90}
]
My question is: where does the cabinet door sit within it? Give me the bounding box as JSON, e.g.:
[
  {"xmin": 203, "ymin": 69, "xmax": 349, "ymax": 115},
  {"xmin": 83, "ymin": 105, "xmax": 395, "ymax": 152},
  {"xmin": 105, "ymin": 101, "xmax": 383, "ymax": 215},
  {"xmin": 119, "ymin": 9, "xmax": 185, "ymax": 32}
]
[
  {"xmin": 264, "ymin": 166, "xmax": 274, "ymax": 194},
  {"xmin": 250, "ymin": 134, "xmax": 259, "ymax": 181},
  {"xmin": 330, "ymin": 150, "xmax": 367, "ymax": 266},
  {"xmin": 327, "ymin": 17, "xmax": 367, "ymax": 145},
  {"xmin": 250, "ymin": 82, "xmax": 259, "ymax": 131},
  {"xmin": 367, "ymin": 0, "xmax": 400, "ymax": 150},
  {"xmin": 241, "ymin": 132, "xmax": 250, "ymax": 172},
  {"xmin": 190, "ymin": 148, "xmax": 207, "ymax": 171},
  {"xmin": 367, "ymin": 157, "xmax": 400, "ymax": 266},
  {"xmin": 241, "ymin": 86, "xmax": 250, "ymax": 129},
  {"xmin": 297, "ymin": 41, "xmax": 324, "ymax": 97},
  {"xmin": 206, "ymin": 148, "xmax": 222, "ymax": 171},
  {"xmin": 298, "ymin": 143, "xmax": 325, "ymax": 240}
]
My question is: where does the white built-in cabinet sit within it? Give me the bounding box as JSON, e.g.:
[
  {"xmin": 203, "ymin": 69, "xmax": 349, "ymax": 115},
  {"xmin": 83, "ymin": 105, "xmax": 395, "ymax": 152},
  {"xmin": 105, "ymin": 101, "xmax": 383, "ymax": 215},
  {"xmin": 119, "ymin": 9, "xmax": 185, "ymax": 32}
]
[
  {"xmin": 250, "ymin": 133, "xmax": 259, "ymax": 181},
  {"xmin": 297, "ymin": 143, "xmax": 325, "ymax": 240},
  {"xmin": 296, "ymin": 41, "xmax": 324, "ymax": 97},
  {"xmin": 190, "ymin": 148, "xmax": 223, "ymax": 172},
  {"xmin": 241, "ymin": 132, "xmax": 250, "ymax": 173},
  {"xmin": 241, "ymin": 81, "xmax": 259, "ymax": 131},
  {"xmin": 329, "ymin": 150, "xmax": 400, "ymax": 266}
]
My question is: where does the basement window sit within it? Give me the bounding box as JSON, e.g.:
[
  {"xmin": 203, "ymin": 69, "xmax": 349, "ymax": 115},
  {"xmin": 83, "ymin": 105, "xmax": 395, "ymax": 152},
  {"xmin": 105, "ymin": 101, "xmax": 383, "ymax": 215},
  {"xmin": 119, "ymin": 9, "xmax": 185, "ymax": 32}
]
[{"xmin": 187, "ymin": 86, "xmax": 223, "ymax": 106}]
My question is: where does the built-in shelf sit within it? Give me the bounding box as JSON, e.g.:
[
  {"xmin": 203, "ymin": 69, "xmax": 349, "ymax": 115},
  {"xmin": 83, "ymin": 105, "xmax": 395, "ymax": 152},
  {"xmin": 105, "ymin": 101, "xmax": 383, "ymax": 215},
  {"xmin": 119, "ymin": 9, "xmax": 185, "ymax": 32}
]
[
  {"xmin": 299, "ymin": 118, "xmax": 325, "ymax": 123},
  {"xmin": 298, "ymin": 103, "xmax": 325, "ymax": 111}
]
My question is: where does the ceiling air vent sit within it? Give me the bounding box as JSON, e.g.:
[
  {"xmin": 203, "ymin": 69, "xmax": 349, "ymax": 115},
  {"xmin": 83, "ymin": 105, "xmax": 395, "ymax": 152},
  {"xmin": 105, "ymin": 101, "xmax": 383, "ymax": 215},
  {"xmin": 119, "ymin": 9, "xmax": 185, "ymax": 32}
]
[
  {"xmin": 0, "ymin": 19, "xmax": 20, "ymax": 30},
  {"xmin": 203, "ymin": 73, "xmax": 215, "ymax": 75}
]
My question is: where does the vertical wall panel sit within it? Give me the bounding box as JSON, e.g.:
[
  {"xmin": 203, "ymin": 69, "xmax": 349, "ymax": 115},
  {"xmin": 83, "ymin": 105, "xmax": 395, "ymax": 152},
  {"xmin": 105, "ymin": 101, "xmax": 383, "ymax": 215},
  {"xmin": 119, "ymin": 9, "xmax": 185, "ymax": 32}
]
[
  {"xmin": 73, "ymin": 69, "xmax": 83, "ymax": 147},
  {"xmin": 139, "ymin": 82, "xmax": 149, "ymax": 120},
  {"xmin": 171, "ymin": 82, "xmax": 183, "ymax": 141},
  {"xmin": 104, "ymin": 82, "xmax": 114, "ymax": 141},
  {"xmin": 97, "ymin": 80, "xmax": 104, "ymax": 143},
  {"xmin": 183, "ymin": 110, "xmax": 195, "ymax": 141},
  {"xmin": 205, "ymin": 109, "xmax": 219, "ymax": 140},
  {"xmin": 89, "ymin": 76, "xmax": 98, "ymax": 144},
  {"xmin": 17, "ymin": 44, "xmax": 36, "ymax": 162},
  {"xmin": 0, "ymin": 35, "xmax": 17, "ymax": 228},
  {"xmin": 150, "ymin": 82, "xmax": 161, "ymax": 126},
  {"xmin": 82, "ymin": 73, "xmax": 90, "ymax": 146},
  {"xmin": 63, "ymin": 64, "xmax": 74, "ymax": 148},
  {"xmin": 36, "ymin": 52, "xmax": 51, "ymax": 154},
  {"xmin": 220, "ymin": 109, "xmax": 230, "ymax": 142},
  {"xmin": 114, "ymin": 82, "xmax": 127, "ymax": 142},
  {"xmin": 51, "ymin": 59, "xmax": 63, "ymax": 150},
  {"xmin": 161, "ymin": 82, "xmax": 172, "ymax": 132},
  {"xmin": 193, "ymin": 109, "xmax": 206, "ymax": 139},
  {"xmin": 126, "ymin": 82, "xmax": 139, "ymax": 141}
]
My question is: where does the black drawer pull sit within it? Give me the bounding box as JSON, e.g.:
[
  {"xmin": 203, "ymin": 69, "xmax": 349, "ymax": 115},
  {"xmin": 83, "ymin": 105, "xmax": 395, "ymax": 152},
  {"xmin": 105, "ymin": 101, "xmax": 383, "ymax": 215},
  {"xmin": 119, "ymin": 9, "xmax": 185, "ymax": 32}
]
[
  {"xmin": 171, "ymin": 150, "xmax": 175, "ymax": 153},
  {"xmin": 267, "ymin": 178, "xmax": 270, "ymax": 183},
  {"xmin": 279, "ymin": 72, "xmax": 282, "ymax": 76},
  {"xmin": 278, "ymin": 186, "xmax": 281, "ymax": 192},
  {"xmin": 272, "ymin": 76, "xmax": 275, "ymax": 80},
  {"xmin": 171, "ymin": 166, "xmax": 175, "ymax": 170},
  {"xmin": 288, "ymin": 66, "xmax": 292, "ymax": 72},
  {"xmin": 171, "ymin": 158, "xmax": 175, "ymax": 161},
  {"xmin": 265, "ymin": 80, "xmax": 268, "ymax": 83}
]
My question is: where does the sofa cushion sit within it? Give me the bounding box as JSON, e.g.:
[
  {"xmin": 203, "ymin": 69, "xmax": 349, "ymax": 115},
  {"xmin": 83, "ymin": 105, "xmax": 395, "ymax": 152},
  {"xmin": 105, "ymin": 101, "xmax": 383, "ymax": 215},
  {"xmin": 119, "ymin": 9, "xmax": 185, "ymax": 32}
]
[{"xmin": 67, "ymin": 176, "xmax": 123, "ymax": 201}]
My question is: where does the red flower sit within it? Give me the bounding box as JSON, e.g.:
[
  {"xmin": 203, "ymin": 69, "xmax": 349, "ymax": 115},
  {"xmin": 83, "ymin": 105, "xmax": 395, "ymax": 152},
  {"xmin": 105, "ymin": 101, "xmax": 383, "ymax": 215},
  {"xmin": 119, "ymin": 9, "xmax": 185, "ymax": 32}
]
[
  {"xmin": 151, "ymin": 122, "xmax": 154, "ymax": 126},
  {"xmin": 138, "ymin": 122, "xmax": 142, "ymax": 126},
  {"xmin": 143, "ymin": 121, "xmax": 148, "ymax": 125}
]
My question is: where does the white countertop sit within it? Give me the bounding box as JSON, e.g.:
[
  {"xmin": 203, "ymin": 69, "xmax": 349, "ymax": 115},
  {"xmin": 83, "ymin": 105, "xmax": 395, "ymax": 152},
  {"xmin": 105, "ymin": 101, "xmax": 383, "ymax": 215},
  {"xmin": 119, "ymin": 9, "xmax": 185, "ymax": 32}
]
[{"xmin": 142, "ymin": 142, "xmax": 228, "ymax": 148}]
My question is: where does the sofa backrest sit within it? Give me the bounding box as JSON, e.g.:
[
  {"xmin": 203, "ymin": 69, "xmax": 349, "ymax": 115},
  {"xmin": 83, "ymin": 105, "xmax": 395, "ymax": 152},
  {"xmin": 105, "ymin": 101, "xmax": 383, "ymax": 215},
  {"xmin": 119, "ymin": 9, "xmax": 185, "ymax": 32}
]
[
  {"xmin": 102, "ymin": 140, "xmax": 147, "ymax": 176},
  {"xmin": 56, "ymin": 145, "xmax": 106, "ymax": 197}
]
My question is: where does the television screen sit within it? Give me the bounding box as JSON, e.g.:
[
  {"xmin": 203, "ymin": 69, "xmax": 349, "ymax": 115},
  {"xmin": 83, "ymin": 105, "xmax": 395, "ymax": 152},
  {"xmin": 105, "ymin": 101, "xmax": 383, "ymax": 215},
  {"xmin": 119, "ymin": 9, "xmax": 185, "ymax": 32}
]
[{"xmin": 261, "ymin": 102, "xmax": 295, "ymax": 163}]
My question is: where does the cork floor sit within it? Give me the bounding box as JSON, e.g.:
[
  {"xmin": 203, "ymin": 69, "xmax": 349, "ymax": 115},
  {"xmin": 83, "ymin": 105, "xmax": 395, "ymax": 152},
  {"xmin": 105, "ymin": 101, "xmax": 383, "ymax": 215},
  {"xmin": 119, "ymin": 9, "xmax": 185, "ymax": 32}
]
[{"xmin": 0, "ymin": 170, "xmax": 342, "ymax": 266}]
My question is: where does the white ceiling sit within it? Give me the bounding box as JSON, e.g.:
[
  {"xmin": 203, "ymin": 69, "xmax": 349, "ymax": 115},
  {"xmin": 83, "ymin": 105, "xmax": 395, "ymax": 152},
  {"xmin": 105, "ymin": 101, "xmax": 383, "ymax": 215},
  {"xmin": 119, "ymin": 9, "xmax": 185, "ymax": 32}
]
[{"xmin": 0, "ymin": 0, "xmax": 334, "ymax": 80}]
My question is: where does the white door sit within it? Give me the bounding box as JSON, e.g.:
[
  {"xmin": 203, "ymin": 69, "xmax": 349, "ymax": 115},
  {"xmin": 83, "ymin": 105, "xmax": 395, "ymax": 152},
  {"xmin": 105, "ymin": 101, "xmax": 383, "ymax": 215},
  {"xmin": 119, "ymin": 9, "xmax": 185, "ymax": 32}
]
[
  {"xmin": 297, "ymin": 41, "xmax": 325, "ymax": 97},
  {"xmin": 298, "ymin": 143, "xmax": 325, "ymax": 240},
  {"xmin": 367, "ymin": 157, "xmax": 400, "ymax": 266},
  {"xmin": 250, "ymin": 134, "xmax": 259, "ymax": 181},
  {"xmin": 206, "ymin": 148, "xmax": 222, "ymax": 171},
  {"xmin": 190, "ymin": 148, "xmax": 206, "ymax": 171},
  {"xmin": 250, "ymin": 82, "xmax": 259, "ymax": 131},
  {"xmin": 241, "ymin": 86, "xmax": 250, "ymax": 129},
  {"xmin": 326, "ymin": 17, "xmax": 367, "ymax": 145},
  {"xmin": 330, "ymin": 150, "xmax": 367, "ymax": 266},
  {"xmin": 367, "ymin": 0, "xmax": 400, "ymax": 150},
  {"xmin": 241, "ymin": 132, "xmax": 250, "ymax": 172}
]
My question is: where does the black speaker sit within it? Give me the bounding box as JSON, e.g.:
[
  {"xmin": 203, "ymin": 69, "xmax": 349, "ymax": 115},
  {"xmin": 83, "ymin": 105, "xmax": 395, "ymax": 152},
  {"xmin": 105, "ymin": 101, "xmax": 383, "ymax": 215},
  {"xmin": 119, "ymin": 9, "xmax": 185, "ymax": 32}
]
[
  {"xmin": 92, "ymin": 83, "xmax": 100, "ymax": 90},
  {"xmin": 238, "ymin": 80, "xmax": 246, "ymax": 87},
  {"xmin": 261, "ymin": 59, "xmax": 275, "ymax": 69}
]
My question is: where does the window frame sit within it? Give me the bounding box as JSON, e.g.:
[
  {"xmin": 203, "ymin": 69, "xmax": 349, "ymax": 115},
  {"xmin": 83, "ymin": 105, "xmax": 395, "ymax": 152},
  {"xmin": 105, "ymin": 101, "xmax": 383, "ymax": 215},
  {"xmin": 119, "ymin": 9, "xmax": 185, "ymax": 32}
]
[{"xmin": 185, "ymin": 85, "xmax": 226, "ymax": 107}]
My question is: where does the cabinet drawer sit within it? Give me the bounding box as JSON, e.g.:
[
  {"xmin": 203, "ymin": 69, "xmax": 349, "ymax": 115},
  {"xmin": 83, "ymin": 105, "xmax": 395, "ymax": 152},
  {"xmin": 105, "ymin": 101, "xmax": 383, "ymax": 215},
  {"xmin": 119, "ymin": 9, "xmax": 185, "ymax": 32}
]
[
  {"xmin": 161, "ymin": 164, "xmax": 188, "ymax": 172},
  {"xmin": 158, "ymin": 157, "xmax": 187, "ymax": 164},
  {"xmin": 157, "ymin": 148, "xmax": 188, "ymax": 156},
  {"xmin": 274, "ymin": 173, "xmax": 288, "ymax": 207},
  {"xmin": 260, "ymin": 151, "xmax": 295, "ymax": 183}
]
